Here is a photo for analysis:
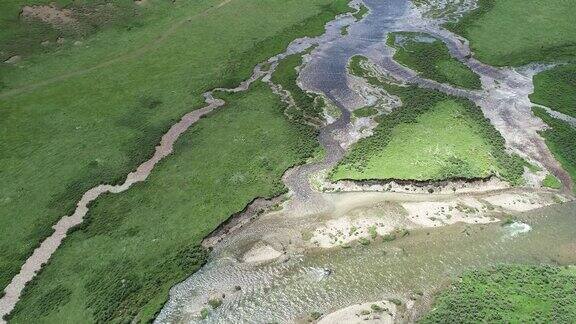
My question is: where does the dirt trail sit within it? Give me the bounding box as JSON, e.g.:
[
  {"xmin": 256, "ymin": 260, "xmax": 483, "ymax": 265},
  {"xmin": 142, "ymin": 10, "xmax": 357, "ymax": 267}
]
[{"xmin": 0, "ymin": 0, "xmax": 233, "ymax": 100}]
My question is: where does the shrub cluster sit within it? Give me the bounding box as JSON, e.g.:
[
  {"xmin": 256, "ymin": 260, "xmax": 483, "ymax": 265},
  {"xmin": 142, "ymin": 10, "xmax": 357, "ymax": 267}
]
[{"xmin": 421, "ymin": 264, "xmax": 576, "ymax": 323}]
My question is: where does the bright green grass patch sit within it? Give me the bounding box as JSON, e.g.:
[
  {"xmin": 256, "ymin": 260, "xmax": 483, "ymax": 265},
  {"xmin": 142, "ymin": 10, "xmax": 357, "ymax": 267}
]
[
  {"xmin": 530, "ymin": 64, "xmax": 576, "ymax": 118},
  {"xmin": 542, "ymin": 174, "xmax": 562, "ymax": 190},
  {"xmin": 388, "ymin": 32, "xmax": 481, "ymax": 90},
  {"xmin": 445, "ymin": 0, "xmax": 576, "ymax": 67},
  {"xmin": 0, "ymin": 0, "xmax": 352, "ymax": 292},
  {"xmin": 333, "ymin": 98, "xmax": 500, "ymax": 181},
  {"xmin": 8, "ymin": 82, "xmax": 317, "ymax": 323},
  {"xmin": 353, "ymin": 4, "xmax": 369, "ymax": 20},
  {"xmin": 420, "ymin": 264, "xmax": 576, "ymax": 323},
  {"xmin": 333, "ymin": 56, "xmax": 525, "ymax": 184},
  {"xmin": 353, "ymin": 106, "xmax": 378, "ymax": 118},
  {"xmin": 532, "ymin": 107, "xmax": 576, "ymax": 190}
]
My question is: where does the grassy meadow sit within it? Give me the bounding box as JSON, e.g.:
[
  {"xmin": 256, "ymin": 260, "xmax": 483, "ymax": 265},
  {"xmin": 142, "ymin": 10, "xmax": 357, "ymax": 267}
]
[
  {"xmin": 352, "ymin": 106, "xmax": 378, "ymax": 118},
  {"xmin": 444, "ymin": 0, "xmax": 576, "ymax": 67},
  {"xmin": 0, "ymin": 0, "xmax": 352, "ymax": 293},
  {"xmin": 388, "ymin": 32, "xmax": 481, "ymax": 90},
  {"xmin": 271, "ymin": 52, "xmax": 326, "ymax": 126},
  {"xmin": 332, "ymin": 56, "xmax": 524, "ymax": 184},
  {"xmin": 532, "ymin": 107, "xmax": 576, "ymax": 191},
  {"xmin": 421, "ymin": 265, "xmax": 576, "ymax": 323},
  {"xmin": 8, "ymin": 82, "xmax": 318, "ymax": 323},
  {"xmin": 530, "ymin": 64, "xmax": 576, "ymax": 118}
]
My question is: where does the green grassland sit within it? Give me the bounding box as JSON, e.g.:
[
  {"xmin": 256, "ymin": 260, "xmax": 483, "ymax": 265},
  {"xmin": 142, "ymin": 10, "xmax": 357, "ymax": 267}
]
[
  {"xmin": 352, "ymin": 3, "xmax": 368, "ymax": 20},
  {"xmin": 8, "ymin": 81, "xmax": 317, "ymax": 323},
  {"xmin": 542, "ymin": 174, "xmax": 562, "ymax": 190},
  {"xmin": 331, "ymin": 56, "xmax": 524, "ymax": 184},
  {"xmin": 0, "ymin": 0, "xmax": 352, "ymax": 293},
  {"xmin": 352, "ymin": 106, "xmax": 378, "ymax": 118},
  {"xmin": 532, "ymin": 107, "xmax": 576, "ymax": 190},
  {"xmin": 530, "ymin": 65, "xmax": 576, "ymax": 118},
  {"xmin": 388, "ymin": 32, "xmax": 481, "ymax": 90},
  {"xmin": 444, "ymin": 0, "xmax": 576, "ymax": 67},
  {"xmin": 421, "ymin": 264, "xmax": 576, "ymax": 323}
]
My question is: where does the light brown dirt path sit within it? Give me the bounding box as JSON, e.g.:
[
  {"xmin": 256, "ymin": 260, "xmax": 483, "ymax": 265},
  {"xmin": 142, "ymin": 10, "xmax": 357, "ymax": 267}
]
[{"xmin": 0, "ymin": 0, "xmax": 233, "ymax": 99}]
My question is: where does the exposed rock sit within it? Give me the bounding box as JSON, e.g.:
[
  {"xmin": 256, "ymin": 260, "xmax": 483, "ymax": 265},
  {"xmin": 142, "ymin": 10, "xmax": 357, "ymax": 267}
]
[{"xmin": 4, "ymin": 55, "xmax": 21, "ymax": 64}]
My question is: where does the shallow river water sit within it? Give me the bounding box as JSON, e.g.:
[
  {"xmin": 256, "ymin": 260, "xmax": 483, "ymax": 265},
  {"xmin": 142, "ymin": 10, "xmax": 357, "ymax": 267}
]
[{"xmin": 156, "ymin": 200, "xmax": 576, "ymax": 323}]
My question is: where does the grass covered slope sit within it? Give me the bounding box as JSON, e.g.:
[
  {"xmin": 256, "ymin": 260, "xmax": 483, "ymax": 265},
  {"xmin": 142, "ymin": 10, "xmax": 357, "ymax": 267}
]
[
  {"xmin": 331, "ymin": 57, "xmax": 524, "ymax": 184},
  {"xmin": 532, "ymin": 107, "xmax": 576, "ymax": 190},
  {"xmin": 333, "ymin": 98, "xmax": 500, "ymax": 181},
  {"xmin": 8, "ymin": 82, "xmax": 317, "ymax": 323},
  {"xmin": 530, "ymin": 65, "xmax": 576, "ymax": 118},
  {"xmin": 421, "ymin": 265, "xmax": 576, "ymax": 323},
  {"xmin": 0, "ymin": 0, "xmax": 352, "ymax": 292},
  {"xmin": 444, "ymin": 0, "xmax": 576, "ymax": 67},
  {"xmin": 388, "ymin": 32, "xmax": 481, "ymax": 90}
]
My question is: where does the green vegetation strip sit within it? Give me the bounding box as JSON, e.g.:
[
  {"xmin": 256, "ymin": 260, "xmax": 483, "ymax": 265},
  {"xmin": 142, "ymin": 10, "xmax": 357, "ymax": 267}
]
[
  {"xmin": 352, "ymin": 106, "xmax": 378, "ymax": 118},
  {"xmin": 8, "ymin": 82, "xmax": 317, "ymax": 323},
  {"xmin": 271, "ymin": 52, "xmax": 326, "ymax": 125},
  {"xmin": 421, "ymin": 264, "xmax": 576, "ymax": 323},
  {"xmin": 353, "ymin": 4, "xmax": 369, "ymax": 20},
  {"xmin": 0, "ymin": 0, "xmax": 352, "ymax": 292},
  {"xmin": 388, "ymin": 32, "xmax": 481, "ymax": 90},
  {"xmin": 530, "ymin": 64, "xmax": 576, "ymax": 118},
  {"xmin": 331, "ymin": 56, "xmax": 524, "ymax": 184},
  {"xmin": 532, "ymin": 107, "xmax": 576, "ymax": 190},
  {"xmin": 542, "ymin": 174, "xmax": 562, "ymax": 190}
]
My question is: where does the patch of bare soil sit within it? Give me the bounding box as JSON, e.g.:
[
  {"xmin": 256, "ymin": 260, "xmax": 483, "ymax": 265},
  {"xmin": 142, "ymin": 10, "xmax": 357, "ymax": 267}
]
[
  {"xmin": 317, "ymin": 300, "xmax": 397, "ymax": 324},
  {"xmin": 21, "ymin": 4, "xmax": 78, "ymax": 29}
]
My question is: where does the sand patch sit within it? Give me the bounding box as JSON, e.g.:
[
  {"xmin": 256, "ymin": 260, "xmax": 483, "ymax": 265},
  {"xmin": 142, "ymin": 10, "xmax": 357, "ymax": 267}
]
[
  {"xmin": 318, "ymin": 300, "xmax": 396, "ymax": 324},
  {"xmin": 310, "ymin": 216, "xmax": 400, "ymax": 248},
  {"xmin": 401, "ymin": 198, "xmax": 496, "ymax": 227},
  {"xmin": 242, "ymin": 243, "xmax": 282, "ymax": 263},
  {"xmin": 21, "ymin": 4, "xmax": 77, "ymax": 28},
  {"xmin": 483, "ymin": 193, "xmax": 547, "ymax": 212}
]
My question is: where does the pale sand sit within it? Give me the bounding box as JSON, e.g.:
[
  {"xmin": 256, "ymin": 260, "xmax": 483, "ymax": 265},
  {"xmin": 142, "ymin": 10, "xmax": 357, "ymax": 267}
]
[
  {"xmin": 310, "ymin": 216, "xmax": 400, "ymax": 248},
  {"xmin": 401, "ymin": 198, "xmax": 496, "ymax": 227},
  {"xmin": 483, "ymin": 192, "xmax": 548, "ymax": 212},
  {"xmin": 318, "ymin": 300, "xmax": 396, "ymax": 324},
  {"xmin": 242, "ymin": 244, "xmax": 282, "ymax": 263}
]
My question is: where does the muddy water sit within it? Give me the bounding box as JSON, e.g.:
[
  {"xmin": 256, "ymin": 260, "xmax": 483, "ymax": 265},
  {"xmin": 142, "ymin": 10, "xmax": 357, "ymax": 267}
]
[{"xmin": 157, "ymin": 202, "xmax": 576, "ymax": 323}]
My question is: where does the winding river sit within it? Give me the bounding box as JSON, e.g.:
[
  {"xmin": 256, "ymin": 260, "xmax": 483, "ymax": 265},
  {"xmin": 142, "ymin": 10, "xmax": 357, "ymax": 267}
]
[{"xmin": 157, "ymin": 0, "xmax": 575, "ymax": 322}]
